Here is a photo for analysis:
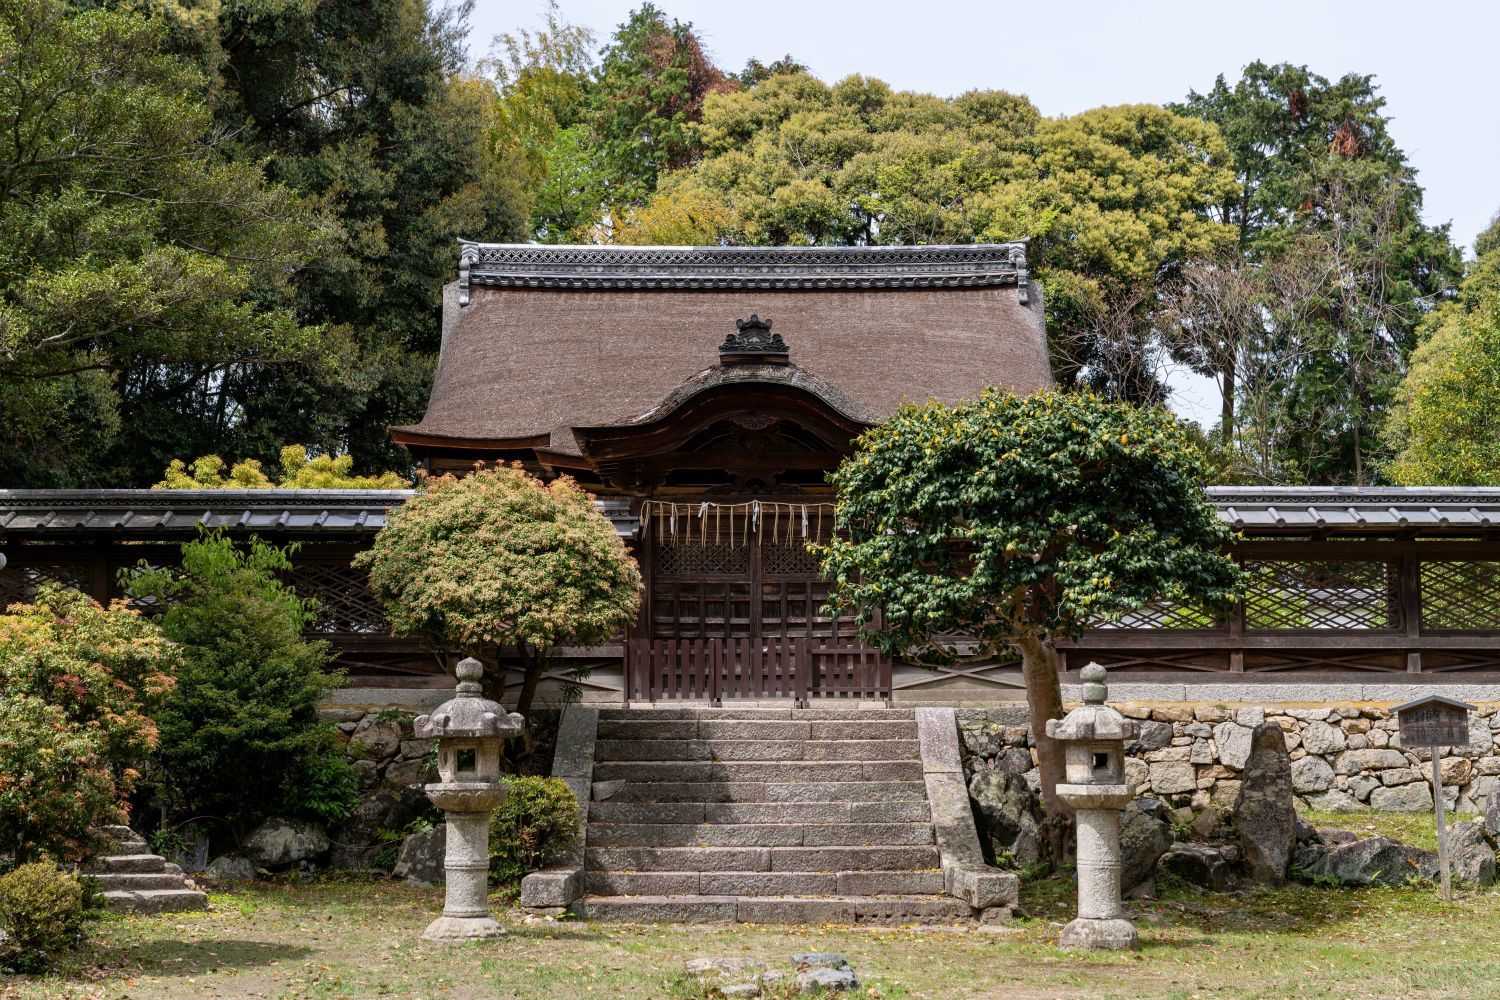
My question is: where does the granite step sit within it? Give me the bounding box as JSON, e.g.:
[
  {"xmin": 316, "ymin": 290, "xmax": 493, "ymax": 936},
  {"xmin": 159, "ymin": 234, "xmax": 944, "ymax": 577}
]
[
  {"xmin": 591, "ymin": 738, "xmax": 921, "ymax": 762},
  {"xmin": 586, "ymin": 799, "xmax": 933, "ymax": 824},
  {"xmin": 571, "ymin": 893, "xmax": 973, "ymax": 925},
  {"xmin": 588, "ymin": 822, "xmax": 935, "ymax": 848},
  {"xmin": 584, "ymin": 845, "xmax": 941, "ymax": 873},
  {"xmin": 88, "ymin": 853, "xmax": 169, "ymax": 875},
  {"xmin": 592, "ymin": 760, "xmax": 924, "ymax": 783},
  {"xmin": 102, "ymin": 888, "xmax": 209, "ymax": 914},
  {"xmin": 87, "ymin": 872, "xmax": 189, "ymax": 891},
  {"xmin": 597, "ymin": 708, "xmax": 916, "ymax": 722},
  {"xmin": 582, "ymin": 869, "xmax": 947, "ymax": 896},
  {"xmin": 605, "ymin": 780, "xmax": 928, "ymax": 803}
]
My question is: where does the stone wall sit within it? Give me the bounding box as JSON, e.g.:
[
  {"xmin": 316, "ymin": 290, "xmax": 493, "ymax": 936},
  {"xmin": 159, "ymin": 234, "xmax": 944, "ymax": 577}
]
[{"xmin": 958, "ymin": 702, "xmax": 1500, "ymax": 816}]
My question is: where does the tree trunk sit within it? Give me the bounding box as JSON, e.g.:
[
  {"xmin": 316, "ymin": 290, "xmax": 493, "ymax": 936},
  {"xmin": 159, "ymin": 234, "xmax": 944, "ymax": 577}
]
[
  {"xmin": 1221, "ymin": 356, "xmax": 1236, "ymax": 445},
  {"xmin": 1013, "ymin": 631, "xmax": 1073, "ymax": 821},
  {"xmin": 514, "ymin": 644, "xmax": 546, "ymax": 719}
]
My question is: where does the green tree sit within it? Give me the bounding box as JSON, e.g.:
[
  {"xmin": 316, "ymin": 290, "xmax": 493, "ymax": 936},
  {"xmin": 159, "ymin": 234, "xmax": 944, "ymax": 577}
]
[
  {"xmin": 110, "ymin": 0, "xmax": 531, "ymax": 480},
  {"xmin": 0, "ymin": 586, "xmax": 177, "ymax": 862},
  {"xmin": 820, "ymin": 390, "xmax": 1241, "ymax": 818},
  {"xmin": 623, "ymin": 73, "xmax": 1237, "ymax": 401},
  {"xmin": 127, "ymin": 532, "xmax": 356, "ymax": 832},
  {"xmin": 1385, "ymin": 216, "xmax": 1500, "ymax": 484},
  {"xmin": 1174, "ymin": 62, "xmax": 1462, "ymax": 480},
  {"xmin": 357, "ymin": 465, "xmax": 642, "ymax": 718},
  {"xmin": 589, "ymin": 3, "xmax": 735, "ymax": 208},
  {"xmin": 0, "ymin": 0, "xmax": 324, "ymax": 488}
]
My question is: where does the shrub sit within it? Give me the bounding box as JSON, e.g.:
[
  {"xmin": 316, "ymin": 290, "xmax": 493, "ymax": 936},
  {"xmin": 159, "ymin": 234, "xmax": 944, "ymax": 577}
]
[
  {"xmin": 357, "ymin": 464, "xmax": 641, "ymax": 717},
  {"xmin": 155, "ymin": 445, "xmax": 409, "ymax": 490},
  {"xmin": 0, "ymin": 586, "xmax": 176, "ymax": 863},
  {"xmin": 0, "ymin": 863, "xmax": 87, "ymax": 973},
  {"xmin": 126, "ymin": 530, "xmax": 358, "ymax": 833},
  {"xmin": 488, "ymin": 776, "xmax": 581, "ymax": 885}
]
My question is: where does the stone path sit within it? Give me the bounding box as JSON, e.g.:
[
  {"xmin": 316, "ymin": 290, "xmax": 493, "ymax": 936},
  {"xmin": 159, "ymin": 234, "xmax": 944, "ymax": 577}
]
[
  {"xmin": 563, "ymin": 706, "xmax": 1012, "ymax": 923},
  {"xmin": 83, "ymin": 825, "xmax": 208, "ymax": 914}
]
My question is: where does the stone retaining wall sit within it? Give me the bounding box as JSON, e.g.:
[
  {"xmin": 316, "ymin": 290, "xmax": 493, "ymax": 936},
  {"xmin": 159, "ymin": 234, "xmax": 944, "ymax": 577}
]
[{"xmin": 958, "ymin": 703, "xmax": 1500, "ymax": 816}]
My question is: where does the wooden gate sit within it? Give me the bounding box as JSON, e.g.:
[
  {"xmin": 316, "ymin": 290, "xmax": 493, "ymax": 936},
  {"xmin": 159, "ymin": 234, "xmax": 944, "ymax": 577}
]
[{"xmin": 624, "ymin": 637, "xmax": 892, "ymax": 704}]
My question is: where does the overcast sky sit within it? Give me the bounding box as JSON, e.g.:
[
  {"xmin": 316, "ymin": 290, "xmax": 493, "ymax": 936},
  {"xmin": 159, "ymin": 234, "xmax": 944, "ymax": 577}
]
[{"xmin": 468, "ymin": 0, "xmax": 1500, "ymax": 426}]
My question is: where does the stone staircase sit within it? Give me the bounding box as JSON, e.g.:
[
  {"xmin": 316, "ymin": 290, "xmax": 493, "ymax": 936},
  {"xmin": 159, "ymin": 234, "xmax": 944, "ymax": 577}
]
[
  {"xmin": 83, "ymin": 825, "xmax": 208, "ymax": 914},
  {"xmin": 527, "ymin": 706, "xmax": 1015, "ymax": 924}
]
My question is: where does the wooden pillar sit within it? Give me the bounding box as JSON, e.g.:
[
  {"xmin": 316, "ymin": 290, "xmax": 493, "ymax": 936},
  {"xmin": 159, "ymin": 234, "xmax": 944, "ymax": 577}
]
[
  {"xmin": 1402, "ymin": 552, "xmax": 1422, "ymax": 673},
  {"xmin": 1228, "ymin": 552, "xmax": 1246, "ymax": 673}
]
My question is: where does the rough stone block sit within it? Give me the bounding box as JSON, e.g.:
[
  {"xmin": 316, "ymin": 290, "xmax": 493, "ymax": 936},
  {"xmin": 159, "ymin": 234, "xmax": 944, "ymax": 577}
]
[
  {"xmin": 520, "ymin": 868, "xmax": 579, "ymax": 909},
  {"xmin": 945, "ymin": 865, "xmax": 1018, "ymax": 909}
]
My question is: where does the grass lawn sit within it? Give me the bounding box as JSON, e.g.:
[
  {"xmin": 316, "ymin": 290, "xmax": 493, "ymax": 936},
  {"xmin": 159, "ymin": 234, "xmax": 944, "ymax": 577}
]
[{"xmin": 6, "ymin": 872, "xmax": 1497, "ymax": 1000}]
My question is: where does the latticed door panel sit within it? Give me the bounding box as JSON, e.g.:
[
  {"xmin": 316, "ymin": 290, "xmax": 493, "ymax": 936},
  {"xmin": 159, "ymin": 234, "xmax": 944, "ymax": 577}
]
[
  {"xmin": 760, "ymin": 579, "xmax": 854, "ymax": 640},
  {"xmin": 1243, "ymin": 560, "xmax": 1400, "ymax": 630},
  {"xmin": 1421, "ymin": 560, "xmax": 1500, "ymax": 631},
  {"xmin": 0, "ymin": 563, "xmax": 92, "ymax": 608}
]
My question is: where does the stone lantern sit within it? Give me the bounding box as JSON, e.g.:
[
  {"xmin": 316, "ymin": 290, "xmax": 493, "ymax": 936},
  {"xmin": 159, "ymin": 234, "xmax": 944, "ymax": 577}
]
[
  {"xmin": 1045, "ymin": 662, "xmax": 1141, "ymax": 951},
  {"xmin": 412, "ymin": 657, "xmax": 524, "ymax": 941}
]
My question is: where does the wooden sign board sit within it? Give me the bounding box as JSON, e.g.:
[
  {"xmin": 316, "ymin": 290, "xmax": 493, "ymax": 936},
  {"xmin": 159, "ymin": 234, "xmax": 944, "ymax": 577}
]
[{"xmin": 1393, "ymin": 696, "xmax": 1475, "ymax": 748}]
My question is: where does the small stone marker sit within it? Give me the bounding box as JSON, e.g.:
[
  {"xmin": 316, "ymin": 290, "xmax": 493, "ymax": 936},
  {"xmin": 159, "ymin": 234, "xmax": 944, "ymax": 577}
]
[{"xmin": 1392, "ymin": 694, "xmax": 1476, "ymax": 902}]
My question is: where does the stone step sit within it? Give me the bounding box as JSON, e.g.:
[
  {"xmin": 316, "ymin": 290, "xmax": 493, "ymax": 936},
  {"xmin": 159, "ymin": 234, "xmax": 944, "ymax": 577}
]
[
  {"xmin": 584, "ymin": 845, "xmax": 940, "ymax": 873},
  {"xmin": 102, "ymin": 888, "xmax": 208, "ymax": 914},
  {"xmin": 591, "ymin": 738, "xmax": 921, "ymax": 763},
  {"xmin": 87, "ymin": 872, "xmax": 188, "ymax": 891},
  {"xmin": 606, "ymin": 780, "xmax": 927, "ymax": 803},
  {"xmin": 588, "ymin": 822, "xmax": 935, "ymax": 848},
  {"xmin": 586, "ymin": 799, "xmax": 932, "ymax": 825},
  {"xmin": 592, "ymin": 760, "xmax": 923, "ymax": 783},
  {"xmin": 571, "ymin": 893, "xmax": 972, "ymax": 925},
  {"xmin": 598, "ymin": 708, "xmax": 916, "ymax": 721},
  {"xmin": 87, "ymin": 853, "xmax": 168, "ymax": 875},
  {"xmin": 583, "ymin": 869, "xmax": 948, "ymax": 896}
]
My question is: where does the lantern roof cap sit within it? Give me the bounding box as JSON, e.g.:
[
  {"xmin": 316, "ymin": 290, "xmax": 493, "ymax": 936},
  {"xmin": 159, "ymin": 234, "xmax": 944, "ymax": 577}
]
[
  {"xmin": 413, "ymin": 658, "xmax": 524, "ymax": 739},
  {"xmin": 1045, "ymin": 663, "xmax": 1141, "ymax": 742}
]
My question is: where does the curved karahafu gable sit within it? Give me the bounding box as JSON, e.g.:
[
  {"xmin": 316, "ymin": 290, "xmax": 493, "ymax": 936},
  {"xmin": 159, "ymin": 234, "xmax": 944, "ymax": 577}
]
[{"xmin": 391, "ymin": 243, "xmax": 1053, "ymax": 458}]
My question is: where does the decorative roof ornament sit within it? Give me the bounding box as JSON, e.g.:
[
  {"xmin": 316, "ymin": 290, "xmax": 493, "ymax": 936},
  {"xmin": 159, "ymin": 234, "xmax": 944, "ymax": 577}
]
[{"xmin": 719, "ymin": 315, "xmax": 790, "ymax": 365}]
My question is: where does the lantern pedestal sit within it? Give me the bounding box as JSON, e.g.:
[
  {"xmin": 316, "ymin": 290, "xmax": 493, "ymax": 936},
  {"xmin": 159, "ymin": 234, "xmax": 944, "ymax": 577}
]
[
  {"xmin": 422, "ymin": 782, "xmax": 509, "ymax": 941},
  {"xmin": 1056, "ymin": 784, "xmax": 1137, "ymax": 952}
]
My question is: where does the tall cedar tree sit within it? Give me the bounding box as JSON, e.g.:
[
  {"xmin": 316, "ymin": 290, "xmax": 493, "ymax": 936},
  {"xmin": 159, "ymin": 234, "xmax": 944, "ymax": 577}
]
[
  {"xmin": 1173, "ymin": 62, "xmax": 1461, "ymax": 481},
  {"xmin": 820, "ymin": 391, "xmax": 1242, "ymax": 820}
]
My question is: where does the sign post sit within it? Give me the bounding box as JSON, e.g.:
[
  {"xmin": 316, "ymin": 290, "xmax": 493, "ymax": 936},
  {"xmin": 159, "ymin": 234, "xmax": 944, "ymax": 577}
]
[{"xmin": 1393, "ymin": 695, "xmax": 1476, "ymax": 902}]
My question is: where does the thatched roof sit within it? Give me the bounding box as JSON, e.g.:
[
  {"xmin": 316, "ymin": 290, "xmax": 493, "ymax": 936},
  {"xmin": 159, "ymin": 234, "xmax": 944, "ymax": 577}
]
[{"xmin": 392, "ymin": 243, "xmax": 1053, "ymax": 456}]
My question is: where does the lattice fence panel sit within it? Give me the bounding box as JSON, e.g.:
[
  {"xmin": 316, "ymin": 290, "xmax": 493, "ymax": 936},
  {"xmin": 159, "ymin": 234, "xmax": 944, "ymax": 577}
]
[
  {"xmin": 287, "ymin": 564, "xmax": 388, "ymax": 634},
  {"xmin": 653, "ymin": 541, "xmax": 750, "ymax": 577},
  {"xmin": 1244, "ymin": 560, "xmax": 1400, "ymax": 630},
  {"xmin": 1092, "ymin": 597, "xmax": 1219, "ymax": 630},
  {"xmin": 0, "ymin": 563, "xmax": 91, "ymax": 608},
  {"xmin": 1421, "ymin": 560, "xmax": 1500, "ymax": 631},
  {"xmin": 760, "ymin": 541, "xmax": 823, "ymax": 576}
]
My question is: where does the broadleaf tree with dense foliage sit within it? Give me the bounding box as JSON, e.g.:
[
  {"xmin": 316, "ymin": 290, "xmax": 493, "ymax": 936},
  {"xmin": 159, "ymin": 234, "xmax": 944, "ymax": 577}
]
[
  {"xmin": 126, "ymin": 531, "xmax": 357, "ymax": 833},
  {"xmin": 0, "ymin": 0, "xmax": 325, "ymax": 488},
  {"xmin": 357, "ymin": 466, "xmax": 642, "ymax": 718},
  {"xmin": 1384, "ymin": 212, "xmax": 1500, "ymax": 484},
  {"xmin": 819, "ymin": 390, "xmax": 1243, "ymax": 820},
  {"xmin": 0, "ymin": 587, "xmax": 178, "ymax": 863},
  {"xmin": 617, "ymin": 72, "xmax": 1238, "ymax": 402}
]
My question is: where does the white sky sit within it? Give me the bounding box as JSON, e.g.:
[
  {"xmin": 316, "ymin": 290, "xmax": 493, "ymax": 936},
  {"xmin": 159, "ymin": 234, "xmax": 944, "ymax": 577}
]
[{"xmin": 468, "ymin": 0, "xmax": 1500, "ymax": 427}]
